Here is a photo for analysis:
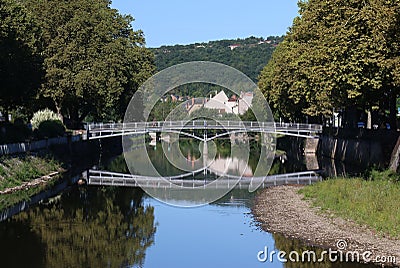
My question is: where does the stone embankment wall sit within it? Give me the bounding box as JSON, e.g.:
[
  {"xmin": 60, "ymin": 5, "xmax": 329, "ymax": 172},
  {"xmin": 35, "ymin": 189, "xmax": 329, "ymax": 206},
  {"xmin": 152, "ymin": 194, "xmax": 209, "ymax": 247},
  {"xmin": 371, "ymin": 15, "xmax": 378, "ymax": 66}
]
[
  {"xmin": 317, "ymin": 129, "xmax": 399, "ymax": 169},
  {"xmin": 0, "ymin": 135, "xmax": 81, "ymax": 156}
]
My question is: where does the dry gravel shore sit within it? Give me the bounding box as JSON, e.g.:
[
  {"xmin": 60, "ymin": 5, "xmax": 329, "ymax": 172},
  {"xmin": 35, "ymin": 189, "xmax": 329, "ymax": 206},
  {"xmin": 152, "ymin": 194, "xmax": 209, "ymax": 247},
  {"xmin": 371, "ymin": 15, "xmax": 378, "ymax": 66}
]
[{"xmin": 252, "ymin": 185, "xmax": 400, "ymax": 267}]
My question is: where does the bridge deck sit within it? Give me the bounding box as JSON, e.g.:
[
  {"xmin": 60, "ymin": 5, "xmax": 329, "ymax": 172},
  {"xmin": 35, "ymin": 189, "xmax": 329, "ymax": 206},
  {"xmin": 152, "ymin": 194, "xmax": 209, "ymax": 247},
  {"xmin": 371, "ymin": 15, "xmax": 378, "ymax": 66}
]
[{"xmin": 85, "ymin": 121, "xmax": 322, "ymax": 140}]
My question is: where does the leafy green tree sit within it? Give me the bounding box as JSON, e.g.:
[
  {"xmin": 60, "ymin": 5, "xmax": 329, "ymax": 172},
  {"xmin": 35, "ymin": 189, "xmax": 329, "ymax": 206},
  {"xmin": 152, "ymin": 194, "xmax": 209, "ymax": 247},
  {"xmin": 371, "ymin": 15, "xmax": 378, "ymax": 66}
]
[
  {"xmin": 22, "ymin": 0, "xmax": 154, "ymax": 127},
  {"xmin": 0, "ymin": 0, "xmax": 42, "ymax": 121},
  {"xmin": 259, "ymin": 39, "xmax": 312, "ymax": 121},
  {"xmin": 259, "ymin": 0, "xmax": 400, "ymax": 126},
  {"xmin": 149, "ymin": 99, "xmax": 180, "ymax": 121}
]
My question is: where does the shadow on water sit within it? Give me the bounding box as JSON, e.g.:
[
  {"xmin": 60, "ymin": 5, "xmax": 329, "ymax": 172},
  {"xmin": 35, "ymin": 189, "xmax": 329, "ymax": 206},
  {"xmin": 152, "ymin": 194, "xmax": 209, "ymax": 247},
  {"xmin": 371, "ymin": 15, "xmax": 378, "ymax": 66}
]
[{"xmin": 0, "ymin": 187, "xmax": 156, "ymax": 268}]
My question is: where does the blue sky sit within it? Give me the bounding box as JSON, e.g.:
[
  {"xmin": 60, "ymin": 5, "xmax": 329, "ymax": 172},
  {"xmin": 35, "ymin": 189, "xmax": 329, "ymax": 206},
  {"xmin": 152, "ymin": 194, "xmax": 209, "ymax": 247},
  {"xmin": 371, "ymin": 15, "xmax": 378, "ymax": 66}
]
[{"xmin": 111, "ymin": 0, "xmax": 299, "ymax": 48}]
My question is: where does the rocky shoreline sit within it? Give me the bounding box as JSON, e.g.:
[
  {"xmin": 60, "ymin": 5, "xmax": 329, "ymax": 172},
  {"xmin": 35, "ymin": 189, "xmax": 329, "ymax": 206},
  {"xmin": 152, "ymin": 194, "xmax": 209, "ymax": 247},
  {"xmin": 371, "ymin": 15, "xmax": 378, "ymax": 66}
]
[
  {"xmin": 252, "ymin": 185, "xmax": 400, "ymax": 267},
  {"xmin": 0, "ymin": 171, "xmax": 61, "ymax": 195}
]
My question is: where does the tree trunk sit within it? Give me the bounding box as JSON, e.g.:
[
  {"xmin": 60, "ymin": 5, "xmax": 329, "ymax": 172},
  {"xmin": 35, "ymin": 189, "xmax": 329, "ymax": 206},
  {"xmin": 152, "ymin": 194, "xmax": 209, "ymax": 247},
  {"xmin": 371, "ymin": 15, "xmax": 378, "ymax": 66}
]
[
  {"xmin": 389, "ymin": 136, "xmax": 400, "ymax": 171},
  {"xmin": 78, "ymin": 110, "xmax": 89, "ymax": 124},
  {"xmin": 55, "ymin": 104, "xmax": 63, "ymax": 122},
  {"xmin": 366, "ymin": 109, "xmax": 372, "ymax": 129}
]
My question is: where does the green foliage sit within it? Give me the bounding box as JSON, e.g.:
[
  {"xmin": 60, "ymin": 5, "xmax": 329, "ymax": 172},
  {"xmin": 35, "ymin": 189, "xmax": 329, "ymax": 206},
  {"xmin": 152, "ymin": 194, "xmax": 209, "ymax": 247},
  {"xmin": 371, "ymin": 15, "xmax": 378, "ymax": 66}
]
[
  {"xmin": 364, "ymin": 168, "xmax": 400, "ymax": 183},
  {"xmin": 149, "ymin": 100, "xmax": 180, "ymax": 121},
  {"xmin": 1, "ymin": 0, "xmax": 155, "ymax": 126},
  {"xmin": 20, "ymin": 0, "xmax": 155, "ymax": 125},
  {"xmin": 37, "ymin": 120, "xmax": 65, "ymax": 138},
  {"xmin": 153, "ymin": 36, "xmax": 282, "ymax": 82},
  {"xmin": 0, "ymin": 122, "xmax": 32, "ymax": 144},
  {"xmin": 189, "ymin": 107, "xmax": 239, "ymax": 121},
  {"xmin": 30, "ymin": 109, "xmax": 61, "ymax": 130},
  {"xmin": 300, "ymin": 174, "xmax": 400, "ymax": 238},
  {"xmin": 0, "ymin": 156, "xmax": 61, "ymax": 189},
  {"xmin": 0, "ymin": 0, "xmax": 42, "ymax": 118},
  {"xmin": 259, "ymin": 0, "xmax": 400, "ymax": 123},
  {"xmin": 240, "ymin": 109, "xmax": 256, "ymax": 121},
  {"xmin": 0, "ymin": 156, "xmax": 62, "ymax": 210}
]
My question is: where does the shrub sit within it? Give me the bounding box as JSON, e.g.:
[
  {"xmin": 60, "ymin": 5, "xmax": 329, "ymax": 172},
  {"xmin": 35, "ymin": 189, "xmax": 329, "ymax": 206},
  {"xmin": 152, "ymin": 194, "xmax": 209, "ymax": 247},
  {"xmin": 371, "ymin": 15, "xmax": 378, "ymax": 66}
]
[
  {"xmin": 0, "ymin": 122, "xmax": 32, "ymax": 144},
  {"xmin": 30, "ymin": 109, "xmax": 65, "ymax": 138},
  {"xmin": 30, "ymin": 109, "xmax": 62, "ymax": 130},
  {"xmin": 37, "ymin": 120, "xmax": 65, "ymax": 138}
]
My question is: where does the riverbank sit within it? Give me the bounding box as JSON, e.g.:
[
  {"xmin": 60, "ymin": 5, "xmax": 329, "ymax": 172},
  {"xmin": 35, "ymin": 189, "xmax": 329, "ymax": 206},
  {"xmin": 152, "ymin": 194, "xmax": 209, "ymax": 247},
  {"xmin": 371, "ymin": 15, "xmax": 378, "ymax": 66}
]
[
  {"xmin": 253, "ymin": 185, "xmax": 400, "ymax": 267},
  {"xmin": 0, "ymin": 155, "xmax": 63, "ymax": 210}
]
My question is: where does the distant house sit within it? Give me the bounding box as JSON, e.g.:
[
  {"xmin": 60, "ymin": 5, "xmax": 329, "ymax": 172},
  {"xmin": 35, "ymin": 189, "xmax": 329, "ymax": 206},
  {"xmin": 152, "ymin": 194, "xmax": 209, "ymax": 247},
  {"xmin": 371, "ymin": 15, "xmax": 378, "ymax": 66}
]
[
  {"xmin": 186, "ymin": 98, "xmax": 205, "ymax": 114},
  {"xmin": 203, "ymin": 90, "xmax": 253, "ymax": 115},
  {"xmin": 170, "ymin": 94, "xmax": 184, "ymax": 102},
  {"xmin": 170, "ymin": 94, "xmax": 178, "ymax": 102},
  {"xmin": 204, "ymin": 91, "xmax": 231, "ymax": 113},
  {"xmin": 238, "ymin": 92, "xmax": 253, "ymax": 115},
  {"xmin": 229, "ymin": 95, "xmax": 237, "ymax": 102},
  {"xmin": 228, "ymin": 44, "xmax": 241, "ymax": 50}
]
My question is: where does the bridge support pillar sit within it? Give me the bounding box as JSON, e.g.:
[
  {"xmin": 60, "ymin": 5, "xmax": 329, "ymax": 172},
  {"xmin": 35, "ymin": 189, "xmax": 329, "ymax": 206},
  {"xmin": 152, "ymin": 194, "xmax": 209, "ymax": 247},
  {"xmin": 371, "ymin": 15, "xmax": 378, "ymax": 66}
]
[{"xmin": 203, "ymin": 130, "xmax": 208, "ymax": 170}]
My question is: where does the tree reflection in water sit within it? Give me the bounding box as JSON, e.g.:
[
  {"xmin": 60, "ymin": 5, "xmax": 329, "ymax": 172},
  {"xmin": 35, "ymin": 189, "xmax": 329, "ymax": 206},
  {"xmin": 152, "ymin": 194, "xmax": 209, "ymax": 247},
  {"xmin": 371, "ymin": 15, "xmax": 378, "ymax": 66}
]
[
  {"xmin": 0, "ymin": 187, "xmax": 156, "ymax": 268},
  {"xmin": 273, "ymin": 233, "xmax": 376, "ymax": 268}
]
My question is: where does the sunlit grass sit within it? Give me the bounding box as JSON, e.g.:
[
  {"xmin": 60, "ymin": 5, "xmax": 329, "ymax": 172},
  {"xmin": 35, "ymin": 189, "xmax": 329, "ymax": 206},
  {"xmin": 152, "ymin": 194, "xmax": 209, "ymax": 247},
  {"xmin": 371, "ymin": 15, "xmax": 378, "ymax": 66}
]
[
  {"xmin": 300, "ymin": 172, "xmax": 400, "ymax": 238},
  {"xmin": 0, "ymin": 155, "xmax": 62, "ymax": 210}
]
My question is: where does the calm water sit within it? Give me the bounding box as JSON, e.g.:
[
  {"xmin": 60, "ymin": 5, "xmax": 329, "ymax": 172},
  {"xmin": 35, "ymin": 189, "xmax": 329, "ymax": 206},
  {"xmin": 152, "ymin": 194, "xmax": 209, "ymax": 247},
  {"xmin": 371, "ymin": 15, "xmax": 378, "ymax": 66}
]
[{"xmin": 0, "ymin": 139, "xmax": 375, "ymax": 267}]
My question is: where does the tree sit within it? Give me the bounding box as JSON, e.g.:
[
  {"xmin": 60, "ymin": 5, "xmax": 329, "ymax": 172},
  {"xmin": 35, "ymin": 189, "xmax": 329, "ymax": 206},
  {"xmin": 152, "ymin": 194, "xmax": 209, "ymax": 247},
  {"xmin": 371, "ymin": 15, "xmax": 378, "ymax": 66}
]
[
  {"xmin": 153, "ymin": 36, "xmax": 281, "ymax": 82},
  {"xmin": 0, "ymin": 0, "xmax": 42, "ymax": 121},
  {"xmin": 259, "ymin": 0, "xmax": 400, "ymax": 127},
  {"xmin": 22, "ymin": 0, "xmax": 154, "ymax": 127},
  {"xmin": 258, "ymin": 40, "xmax": 310, "ymax": 121}
]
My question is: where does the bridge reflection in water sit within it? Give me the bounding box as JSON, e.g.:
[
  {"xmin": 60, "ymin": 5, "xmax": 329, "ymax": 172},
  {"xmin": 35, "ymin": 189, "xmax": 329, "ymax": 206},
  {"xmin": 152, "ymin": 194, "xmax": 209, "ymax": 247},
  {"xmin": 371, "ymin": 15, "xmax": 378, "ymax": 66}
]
[{"xmin": 87, "ymin": 169, "xmax": 321, "ymax": 189}]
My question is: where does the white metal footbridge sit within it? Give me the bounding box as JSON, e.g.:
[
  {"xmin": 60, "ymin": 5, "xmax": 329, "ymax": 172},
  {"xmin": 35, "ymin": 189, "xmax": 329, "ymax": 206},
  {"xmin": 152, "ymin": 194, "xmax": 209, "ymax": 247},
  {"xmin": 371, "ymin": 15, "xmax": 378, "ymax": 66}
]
[{"xmin": 85, "ymin": 120, "xmax": 322, "ymax": 141}]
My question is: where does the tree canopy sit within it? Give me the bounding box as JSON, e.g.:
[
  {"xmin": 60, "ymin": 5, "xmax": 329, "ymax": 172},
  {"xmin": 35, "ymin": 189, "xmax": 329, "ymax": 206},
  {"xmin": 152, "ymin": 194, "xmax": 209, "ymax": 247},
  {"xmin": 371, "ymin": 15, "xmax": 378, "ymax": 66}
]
[
  {"xmin": 259, "ymin": 0, "xmax": 400, "ymax": 126},
  {"xmin": 153, "ymin": 36, "xmax": 282, "ymax": 83},
  {"xmin": 21, "ymin": 0, "xmax": 154, "ymax": 126},
  {"xmin": 0, "ymin": 0, "xmax": 42, "ymax": 120},
  {"xmin": 1, "ymin": 0, "xmax": 154, "ymax": 127}
]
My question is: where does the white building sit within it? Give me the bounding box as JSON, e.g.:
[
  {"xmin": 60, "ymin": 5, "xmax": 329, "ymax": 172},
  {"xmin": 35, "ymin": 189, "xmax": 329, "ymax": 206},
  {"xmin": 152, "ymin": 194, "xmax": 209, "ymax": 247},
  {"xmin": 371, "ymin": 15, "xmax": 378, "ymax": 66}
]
[
  {"xmin": 203, "ymin": 90, "xmax": 253, "ymax": 115},
  {"xmin": 204, "ymin": 91, "xmax": 231, "ymax": 114},
  {"xmin": 238, "ymin": 92, "xmax": 253, "ymax": 115}
]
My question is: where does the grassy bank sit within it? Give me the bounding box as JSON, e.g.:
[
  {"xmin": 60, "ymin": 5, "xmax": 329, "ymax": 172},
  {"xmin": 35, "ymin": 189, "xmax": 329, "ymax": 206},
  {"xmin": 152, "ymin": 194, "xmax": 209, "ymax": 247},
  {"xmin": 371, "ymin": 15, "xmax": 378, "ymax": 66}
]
[
  {"xmin": 0, "ymin": 155, "xmax": 63, "ymax": 210},
  {"xmin": 300, "ymin": 170, "xmax": 400, "ymax": 239}
]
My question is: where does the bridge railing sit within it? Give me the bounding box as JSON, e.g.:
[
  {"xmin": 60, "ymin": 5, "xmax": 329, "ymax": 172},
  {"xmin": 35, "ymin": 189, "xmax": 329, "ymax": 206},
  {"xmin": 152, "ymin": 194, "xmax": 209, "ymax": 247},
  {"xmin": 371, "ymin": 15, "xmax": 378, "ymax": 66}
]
[{"xmin": 87, "ymin": 120, "xmax": 322, "ymax": 132}]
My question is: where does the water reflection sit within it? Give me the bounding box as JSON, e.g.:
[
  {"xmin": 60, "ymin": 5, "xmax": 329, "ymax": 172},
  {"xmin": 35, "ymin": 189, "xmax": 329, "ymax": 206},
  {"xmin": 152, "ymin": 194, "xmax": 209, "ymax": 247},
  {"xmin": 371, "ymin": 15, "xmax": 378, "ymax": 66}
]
[
  {"xmin": 0, "ymin": 187, "xmax": 156, "ymax": 268},
  {"xmin": 272, "ymin": 233, "xmax": 377, "ymax": 268},
  {"xmin": 0, "ymin": 138, "xmax": 375, "ymax": 268},
  {"xmin": 119, "ymin": 139, "xmax": 302, "ymax": 178}
]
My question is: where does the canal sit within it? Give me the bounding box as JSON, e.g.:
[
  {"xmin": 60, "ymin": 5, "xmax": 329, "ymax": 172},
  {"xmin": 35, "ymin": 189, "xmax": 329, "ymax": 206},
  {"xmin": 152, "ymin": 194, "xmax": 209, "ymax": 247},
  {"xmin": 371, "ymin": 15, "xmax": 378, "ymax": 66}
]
[{"xmin": 0, "ymin": 139, "xmax": 375, "ymax": 267}]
